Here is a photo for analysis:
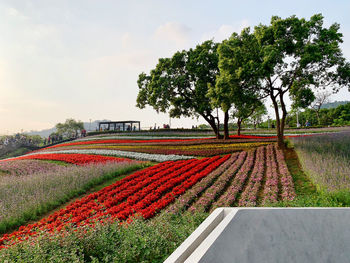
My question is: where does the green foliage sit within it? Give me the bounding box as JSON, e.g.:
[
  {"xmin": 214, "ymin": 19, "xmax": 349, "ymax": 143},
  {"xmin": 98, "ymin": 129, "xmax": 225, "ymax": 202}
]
[
  {"xmin": 286, "ymin": 102, "xmax": 350, "ymax": 127},
  {"xmin": 251, "ymin": 14, "xmax": 350, "ymax": 145},
  {"xmin": 0, "ymin": 147, "xmax": 31, "ymax": 160},
  {"xmin": 136, "ymin": 41, "xmax": 220, "ymax": 135},
  {"xmin": 56, "ymin": 119, "xmax": 84, "ymax": 138},
  {"xmin": 0, "ymin": 212, "xmax": 208, "ymax": 263},
  {"xmin": 321, "ymin": 100, "xmax": 350, "ymax": 109},
  {"xmin": 211, "ymin": 28, "xmax": 263, "ymax": 118}
]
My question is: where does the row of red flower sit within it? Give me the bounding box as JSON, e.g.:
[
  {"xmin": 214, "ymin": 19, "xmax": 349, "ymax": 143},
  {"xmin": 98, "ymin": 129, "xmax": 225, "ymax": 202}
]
[
  {"xmin": 2, "ymin": 153, "xmax": 133, "ymax": 165},
  {"xmin": 0, "ymin": 155, "xmax": 229, "ymax": 248}
]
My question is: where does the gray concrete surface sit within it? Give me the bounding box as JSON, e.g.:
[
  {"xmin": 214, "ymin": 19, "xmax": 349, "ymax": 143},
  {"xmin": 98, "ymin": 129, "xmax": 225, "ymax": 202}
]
[{"xmin": 199, "ymin": 209, "xmax": 350, "ymax": 263}]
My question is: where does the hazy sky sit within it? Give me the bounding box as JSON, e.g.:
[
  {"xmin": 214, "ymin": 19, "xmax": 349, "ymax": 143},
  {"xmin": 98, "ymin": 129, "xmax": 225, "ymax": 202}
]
[{"xmin": 1, "ymin": 0, "xmax": 350, "ymax": 134}]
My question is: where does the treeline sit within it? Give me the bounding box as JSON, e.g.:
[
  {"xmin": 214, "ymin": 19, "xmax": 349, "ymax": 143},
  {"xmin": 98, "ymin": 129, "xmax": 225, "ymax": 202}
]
[
  {"xmin": 287, "ymin": 102, "xmax": 350, "ymax": 127},
  {"xmin": 0, "ymin": 134, "xmax": 43, "ymax": 159},
  {"xmin": 136, "ymin": 14, "xmax": 350, "ymax": 148}
]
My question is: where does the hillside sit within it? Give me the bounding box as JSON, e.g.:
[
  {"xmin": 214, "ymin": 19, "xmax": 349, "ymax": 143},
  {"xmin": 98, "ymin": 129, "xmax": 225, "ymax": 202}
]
[
  {"xmin": 321, "ymin": 100, "xmax": 350, "ymax": 109},
  {"xmin": 26, "ymin": 120, "xmax": 110, "ymax": 137}
]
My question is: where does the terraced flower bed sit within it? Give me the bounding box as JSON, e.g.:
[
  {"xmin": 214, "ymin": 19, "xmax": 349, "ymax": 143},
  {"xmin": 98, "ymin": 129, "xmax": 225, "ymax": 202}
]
[
  {"xmin": 36, "ymin": 141, "xmax": 272, "ymax": 157},
  {"xmin": 169, "ymin": 145, "xmax": 295, "ymax": 213},
  {"xmin": 0, "ymin": 155, "xmax": 229, "ymax": 248},
  {"xmin": 3, "ymin": 153, "xmax": 134, "ymax": 165}
]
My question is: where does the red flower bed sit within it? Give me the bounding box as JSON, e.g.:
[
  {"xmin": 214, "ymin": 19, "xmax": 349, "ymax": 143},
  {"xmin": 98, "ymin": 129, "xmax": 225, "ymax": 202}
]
[
  {"xmin": 0, "ymin": 155, "xmax": 229, "ymax": 248},
  {"xmin": 5, "ymin": 153, "xmax": 133, "ymax": 165}
]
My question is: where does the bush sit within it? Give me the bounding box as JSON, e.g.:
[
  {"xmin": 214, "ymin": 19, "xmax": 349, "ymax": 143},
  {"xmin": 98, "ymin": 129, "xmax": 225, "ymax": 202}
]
[{"xmin": 0, "ymin": 212, "xmax": 208, "ymax": 263}]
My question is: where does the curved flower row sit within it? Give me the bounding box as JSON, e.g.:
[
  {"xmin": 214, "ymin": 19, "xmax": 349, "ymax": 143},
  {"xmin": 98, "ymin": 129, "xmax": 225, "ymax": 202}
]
[
  {"xmin": 37, "ymin": 141, "xmax": 270, "ymax": 157},
  {"xmin": 44, "ymin": 138, "xmax": 198, "ymax": 149},
  {"xmin": 189, "ymin": 151, "xmax": 248, "ymax": 213},
  {"xmin": 275, "ymin": 147, "xmax": 296, "ymax": 201},
  {"xmin": 262, "ymin": 144, "xmax": 279, "ymax": 205},
  {"xmin": 3, "ymin": 153, "xmax": 133, "ymax": 165},
  {"xmin": 238, "ymin": 146, "xmax": 265, "ymax": 206},
  {"xmin": 211, "ymin": 149, "xmax": 256, "ymax": 210},
  {"xmin": 0, "ymin": 155, "xmax": 227, "ymax": 248},
  {"xmin": 75, "ymin": 135, "xmax": 207, "ymax": 141},
  {"xmin": 167, "ymin": 153, "xmax": 237, "ymax": 214},
  {"xmin": 15, "ymin": 149, "xmax": 194, "ymax": 162}
]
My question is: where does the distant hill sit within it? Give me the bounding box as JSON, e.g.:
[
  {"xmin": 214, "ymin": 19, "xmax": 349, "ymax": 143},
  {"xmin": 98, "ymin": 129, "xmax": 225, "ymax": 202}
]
[
  {"xmin": 27, "ymin": 120, "xmax": 110, "ymax": 138},
  {"xmin": 321, "ymin": 101, "xmax": 350, "ymax": 109}
]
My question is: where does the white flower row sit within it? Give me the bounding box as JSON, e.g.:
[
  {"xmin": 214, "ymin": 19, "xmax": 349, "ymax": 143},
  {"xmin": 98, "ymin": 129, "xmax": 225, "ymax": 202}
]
[{"xmin": 23, "ymin": 149, "xmax": 194, "ymax": 162}]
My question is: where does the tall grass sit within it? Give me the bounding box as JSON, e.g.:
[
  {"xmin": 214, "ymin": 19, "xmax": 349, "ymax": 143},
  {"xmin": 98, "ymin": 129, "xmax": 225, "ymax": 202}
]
[
  {"xmin": 0, "ymin": 159, "xmax": 64, "ymax": 176},
  {"xmin": 292, "ymin": 130, "xmax": 350, "ymax": 192},
  {"xmin": 0, "ymin": 162, "xmax": 146, "ymax": 234}
]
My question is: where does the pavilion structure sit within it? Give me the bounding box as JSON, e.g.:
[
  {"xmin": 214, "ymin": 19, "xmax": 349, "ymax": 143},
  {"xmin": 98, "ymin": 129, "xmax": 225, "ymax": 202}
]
[{"xmin": 98, "ymin": 121, "xmax": 141, "ymax": 132}]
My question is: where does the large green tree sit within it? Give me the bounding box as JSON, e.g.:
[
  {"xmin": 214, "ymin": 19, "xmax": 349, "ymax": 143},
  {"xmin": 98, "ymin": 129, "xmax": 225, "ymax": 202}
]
[
  {"xmin": 55, "ymin": 118, "xmax": 84, "ymax": 138},
  {"xmin": 253, "ymin": 14, "xmax": 350, "ymax": 148},
  {"xmin": 210, "ymin": 29, "xmax": 264, "ymax": 139},
  {"xmin": 136, "ymin": 40, "xmax": 223, "ymax": 138}
]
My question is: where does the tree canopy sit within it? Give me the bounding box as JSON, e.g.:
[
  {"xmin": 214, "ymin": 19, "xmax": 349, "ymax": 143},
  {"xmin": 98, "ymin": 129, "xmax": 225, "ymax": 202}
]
[
  {"xmin": 209, "ymin": 28, "xmax": 265, "ymax": 138},
  {"xmin": 136, "ymin": 40, "xmax": 222, "ymax": 138},
  {"xmin": 55, "ymin": 119, "xmax": 84, "ymax": 138},
  {"xmin": 252, "ymin": 14, "xmax": 350, "ymax": 147},
  {"xmin": 136, "ymin": 14, "xmax": 350, "ymax": 144}
]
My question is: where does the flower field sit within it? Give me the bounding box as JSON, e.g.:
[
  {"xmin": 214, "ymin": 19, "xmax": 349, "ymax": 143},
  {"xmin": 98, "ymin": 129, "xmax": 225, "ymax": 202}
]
[
  {"xmin": 169, "ymin": 144, "xmax": 295, "ymax": 213},
  {"xmin": 0, "ymin": 161, "xmax": 145, "ymax": 236},
  {"xmin": 0, "ymin": 141, "xmax": 296, "ymax": 249},
  {"xmin": 0, "ymin": 155, "xmax": 229, "ymax": 247},
  {"xmin": 26, "ymin": 135, "xmax": 274, "ymax": 158},
  {"xmin": 3, "ymin": 153, "xmax": 134, "ymax": 165}
]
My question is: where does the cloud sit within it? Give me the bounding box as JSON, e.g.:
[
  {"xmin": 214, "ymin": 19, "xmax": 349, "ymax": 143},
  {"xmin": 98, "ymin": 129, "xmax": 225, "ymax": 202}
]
[
  {"xmin": 153, "ymin": 22, "xmax": 191, "ymax": 46},
  {"xmin": 201, "ymin": 20, "xmax": 250, "ymax": 42},
  {"xmin": 5, "ymin": 7, "xmax": 28, "ymax": 20}
]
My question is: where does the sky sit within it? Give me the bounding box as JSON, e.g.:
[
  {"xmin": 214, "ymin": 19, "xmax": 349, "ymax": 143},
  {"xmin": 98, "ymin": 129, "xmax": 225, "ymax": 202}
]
[{"xmin": 0, "ymin": 0, "xmax": 350, "ymax": 134}]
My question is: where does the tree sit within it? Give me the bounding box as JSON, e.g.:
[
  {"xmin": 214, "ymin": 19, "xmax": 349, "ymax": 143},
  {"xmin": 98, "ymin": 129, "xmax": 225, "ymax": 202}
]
[
  {"xmin": 136, "ymin": 40, "xmax": 223, "ymax": 138},
  {"xmin": 253, "ymin": 14, "xmax": 350, "ymax": 148},
  {"xmin": 310, "ymin": 91, "xmax": 332, "ymax": 125},
  {"xmin": 248, "ymin": 103, "xmax": 267, "ymax": 130},
  {"xmin": 209, "ymin": 28, "xmax": 264, "ymax": 139},
  {"xmin": 56, "ymin": 118, "xmax": 84, "ymax": 138}
]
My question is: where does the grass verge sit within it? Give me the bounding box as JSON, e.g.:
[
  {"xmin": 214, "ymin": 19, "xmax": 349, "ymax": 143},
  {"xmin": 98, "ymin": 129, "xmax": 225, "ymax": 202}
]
[{"xmin": 270, "ymin": 142, "xmax": 350, "ymax": 207}]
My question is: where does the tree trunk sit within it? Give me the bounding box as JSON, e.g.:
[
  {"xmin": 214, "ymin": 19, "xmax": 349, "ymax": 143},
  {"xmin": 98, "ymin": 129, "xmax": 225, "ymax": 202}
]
[
  {"xmin": 316, "ymin": 111, "xmax": 320, "ymax": 125},
  {"xmin": 202, "ymin": 114, "xmax": 222, "ymax": 139},
  {"xmin": 271, "ymin": 93, "xmax": 284, "ymax": 148},
  {"xmin": 237, "ymin": 119, "xmax": 242, "ymax": 136},
  {"xmin": 279, "ymin": 92, "xmax": 288, "ymax": 149},
  {"xmin": 223, "ymin": 111, "xmax": 230, "ymax": 140}
]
